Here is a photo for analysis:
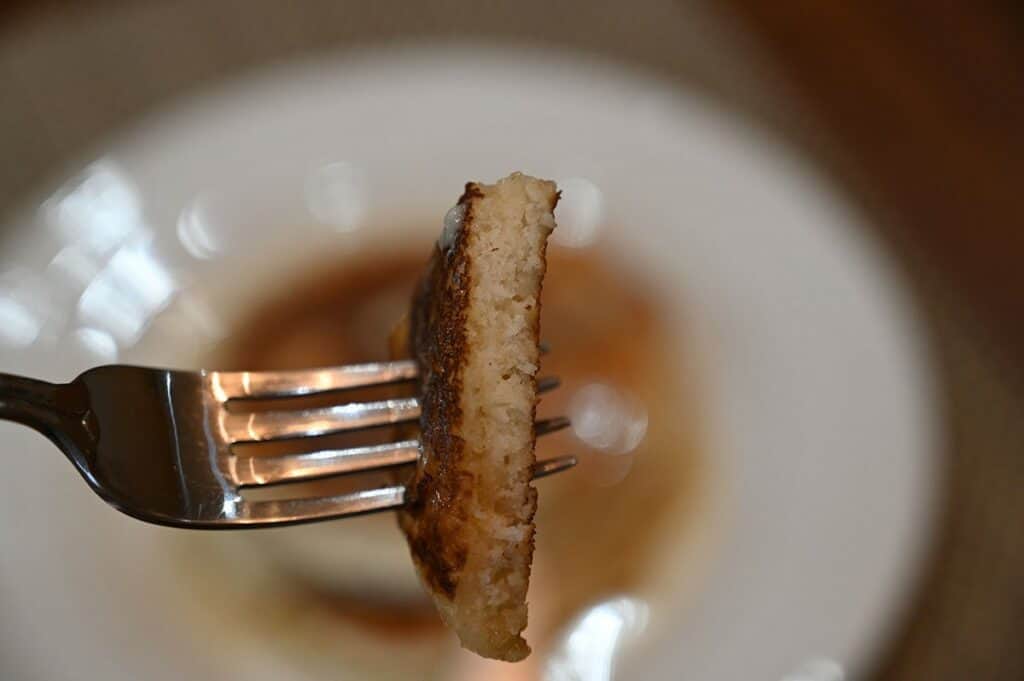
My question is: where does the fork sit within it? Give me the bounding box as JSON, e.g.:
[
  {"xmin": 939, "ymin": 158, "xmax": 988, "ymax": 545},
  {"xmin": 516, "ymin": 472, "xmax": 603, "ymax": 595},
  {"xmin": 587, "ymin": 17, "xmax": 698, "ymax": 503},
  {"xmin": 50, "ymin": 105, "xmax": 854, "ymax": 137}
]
[{"xmin": 0, "ymin": 361, "xmax": 573, "ymax": 528}]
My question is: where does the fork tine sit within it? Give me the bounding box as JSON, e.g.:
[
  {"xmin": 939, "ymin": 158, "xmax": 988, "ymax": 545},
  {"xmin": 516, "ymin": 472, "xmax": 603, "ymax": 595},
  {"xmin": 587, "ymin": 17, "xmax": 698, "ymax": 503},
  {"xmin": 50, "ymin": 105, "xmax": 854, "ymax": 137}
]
[
  {"xmin": 537, "ymin": 376, "xmax": 560, "ymax": 394},
  {"xmin": 231, "ymin": 440, "xmax": 421, "ymax": 486},
  {"xmin": 234, "ymin": 440, "xmax": 577, "ymax": 488},
  {"xmin": 235, "ymin": 454, "xmax": 577, "ymax": 524},
  {"xmin": 213, "ymin": 364, "xmax": 555, "ymax": 403},
  {"xmin": 532, "ymin": 455, "xmax": 578, "ymax": 479},
  {"xmin": 241, "ymin": 485, "xmax": 408, "ymax": 524},
  {"xmin": 223, "ymin": 397, "xmax": 420, "ymax": 443},
  {"xmin": 210, "ymin": 361, "xmax": 418, "ymax": 401},
  {"xmin": 225, "ymin": 396, "xmax": 565, "ymax": 443},
  {"xmin": 535, "ymin": 416, "xmax": 571, "ymax": 437}
]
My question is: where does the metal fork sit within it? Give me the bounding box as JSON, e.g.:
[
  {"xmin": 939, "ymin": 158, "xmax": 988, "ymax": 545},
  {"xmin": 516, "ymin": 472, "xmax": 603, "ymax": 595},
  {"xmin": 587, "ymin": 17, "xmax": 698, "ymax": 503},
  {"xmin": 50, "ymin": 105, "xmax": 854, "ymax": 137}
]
[{"xmin": 0, "ymin": 361, "xmax": 573, "ymax": 528}]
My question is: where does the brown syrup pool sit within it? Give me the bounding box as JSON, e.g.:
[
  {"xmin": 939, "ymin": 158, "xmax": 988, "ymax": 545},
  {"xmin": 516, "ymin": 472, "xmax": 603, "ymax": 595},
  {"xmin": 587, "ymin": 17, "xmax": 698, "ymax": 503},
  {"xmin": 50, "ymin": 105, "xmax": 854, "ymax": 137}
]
[{"xmin": 177, "ymin": 244, "xmax": 708, "ymax": 680}]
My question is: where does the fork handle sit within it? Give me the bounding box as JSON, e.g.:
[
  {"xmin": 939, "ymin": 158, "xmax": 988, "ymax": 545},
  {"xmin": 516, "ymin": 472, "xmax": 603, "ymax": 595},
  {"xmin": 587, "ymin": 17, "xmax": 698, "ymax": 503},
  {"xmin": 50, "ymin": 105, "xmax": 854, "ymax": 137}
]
[{"xmin": 0, "ymin": 372, "xmax": 63, "ymax": 434}]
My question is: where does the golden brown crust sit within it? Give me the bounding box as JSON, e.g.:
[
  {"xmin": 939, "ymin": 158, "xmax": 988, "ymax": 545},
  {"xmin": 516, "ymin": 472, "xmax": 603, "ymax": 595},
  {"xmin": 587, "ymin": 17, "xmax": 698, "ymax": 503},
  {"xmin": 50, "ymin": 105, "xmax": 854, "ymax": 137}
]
[{"xmin": 396, "ymin": 184, "xmax": 481, "ymax": 598}]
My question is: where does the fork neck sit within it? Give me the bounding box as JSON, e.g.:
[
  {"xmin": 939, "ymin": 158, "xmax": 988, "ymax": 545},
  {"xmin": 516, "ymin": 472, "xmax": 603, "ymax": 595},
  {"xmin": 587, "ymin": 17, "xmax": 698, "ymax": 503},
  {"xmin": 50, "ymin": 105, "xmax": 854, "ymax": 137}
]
[{"xmin": 0, "ymin": 373, "xmax": 74, "ymax": 441}]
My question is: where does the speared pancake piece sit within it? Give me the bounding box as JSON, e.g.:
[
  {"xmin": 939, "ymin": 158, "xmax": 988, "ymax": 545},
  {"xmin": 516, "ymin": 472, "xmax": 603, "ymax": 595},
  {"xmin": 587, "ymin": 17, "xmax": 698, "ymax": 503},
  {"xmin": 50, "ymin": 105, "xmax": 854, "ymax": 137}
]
[{"xmin": 394, "ymin": 172, "xmax": 558, "ymax": 661}]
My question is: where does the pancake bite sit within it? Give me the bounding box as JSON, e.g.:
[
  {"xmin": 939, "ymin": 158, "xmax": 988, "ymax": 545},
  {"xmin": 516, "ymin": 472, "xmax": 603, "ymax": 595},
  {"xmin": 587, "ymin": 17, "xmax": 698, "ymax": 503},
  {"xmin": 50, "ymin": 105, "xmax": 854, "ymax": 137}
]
[{"xmin": 393, "ymin": 173, "xmax": 558, "ymax": 661}]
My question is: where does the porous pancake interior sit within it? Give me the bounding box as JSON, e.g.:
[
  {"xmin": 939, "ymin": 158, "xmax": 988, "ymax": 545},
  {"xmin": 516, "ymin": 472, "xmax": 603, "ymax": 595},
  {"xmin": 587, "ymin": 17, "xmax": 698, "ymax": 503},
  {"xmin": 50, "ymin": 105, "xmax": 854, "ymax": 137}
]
[{"xmin": 451, "ymin": 174, "xmax": 556, "ymax": 659}]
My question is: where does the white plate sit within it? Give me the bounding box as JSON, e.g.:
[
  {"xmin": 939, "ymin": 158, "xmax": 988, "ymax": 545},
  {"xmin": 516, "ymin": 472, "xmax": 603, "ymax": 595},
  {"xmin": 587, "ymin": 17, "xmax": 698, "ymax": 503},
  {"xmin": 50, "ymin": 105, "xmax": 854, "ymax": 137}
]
[{"xmin": 0, "ymin": 46, "xmax": 939, "ymax": 681}]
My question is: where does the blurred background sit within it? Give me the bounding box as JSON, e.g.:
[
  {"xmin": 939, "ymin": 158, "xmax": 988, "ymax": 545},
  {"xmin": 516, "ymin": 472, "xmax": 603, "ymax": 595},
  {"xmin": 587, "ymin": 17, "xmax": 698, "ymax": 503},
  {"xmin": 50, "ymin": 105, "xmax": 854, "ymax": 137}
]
[{"xmin": 1, "ymin": 2, "xmax": 1023, "ymax": 680}]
